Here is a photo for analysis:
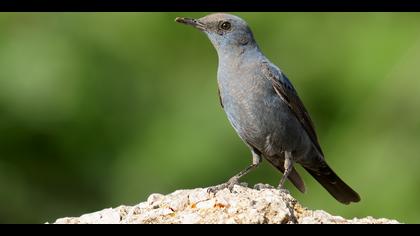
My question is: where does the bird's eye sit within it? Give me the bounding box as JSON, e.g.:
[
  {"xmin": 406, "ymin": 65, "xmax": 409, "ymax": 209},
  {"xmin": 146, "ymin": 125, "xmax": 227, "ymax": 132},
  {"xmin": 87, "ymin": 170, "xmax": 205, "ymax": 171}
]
[{"xmin": 220, "ymin": 21, "xmax": 231, "ymax": 30}]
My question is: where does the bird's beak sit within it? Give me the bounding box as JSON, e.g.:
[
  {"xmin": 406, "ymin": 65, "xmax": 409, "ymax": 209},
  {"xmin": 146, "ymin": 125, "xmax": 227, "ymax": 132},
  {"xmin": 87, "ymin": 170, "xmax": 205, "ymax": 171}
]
[{"xmin": 175, "ymin": 17, "xmax": 206, "ymax": 31}]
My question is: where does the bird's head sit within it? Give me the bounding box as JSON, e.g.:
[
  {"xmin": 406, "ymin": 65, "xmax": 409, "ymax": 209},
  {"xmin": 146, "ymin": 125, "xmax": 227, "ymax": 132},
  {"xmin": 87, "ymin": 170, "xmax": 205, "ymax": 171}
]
[{"xmin": 175, "ymin": 13, "xmax": 257, "ymax": 55}]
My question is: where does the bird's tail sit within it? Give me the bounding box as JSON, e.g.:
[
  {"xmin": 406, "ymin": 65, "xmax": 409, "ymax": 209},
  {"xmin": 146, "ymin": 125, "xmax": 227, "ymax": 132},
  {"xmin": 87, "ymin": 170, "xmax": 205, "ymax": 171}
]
[{"xmin": 303, "ymin": 162, "xmax": 360, "ymax": 204}]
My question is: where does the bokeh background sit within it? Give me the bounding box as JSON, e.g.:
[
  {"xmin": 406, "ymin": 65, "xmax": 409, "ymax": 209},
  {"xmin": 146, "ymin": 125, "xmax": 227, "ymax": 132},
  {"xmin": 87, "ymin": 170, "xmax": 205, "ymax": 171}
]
[{"xmin": 0, "ymin": 12, "xmax": 419, "ymax": 223}]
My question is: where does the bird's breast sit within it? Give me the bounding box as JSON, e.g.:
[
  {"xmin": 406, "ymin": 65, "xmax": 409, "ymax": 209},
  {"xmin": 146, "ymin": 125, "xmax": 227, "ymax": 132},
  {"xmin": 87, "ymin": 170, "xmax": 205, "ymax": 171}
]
[
  {"xmin": 219, "ymin": 68, "xmax": 279, "ymax": 133},
  {"xmin": 217, "ymin": 65, "xmax": 307, "ymax": 154}
]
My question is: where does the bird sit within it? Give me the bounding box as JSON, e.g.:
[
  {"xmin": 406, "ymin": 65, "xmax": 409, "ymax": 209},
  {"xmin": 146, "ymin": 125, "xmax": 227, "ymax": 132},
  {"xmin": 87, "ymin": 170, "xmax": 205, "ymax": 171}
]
[{"xmin": 175, "ymin": 13, "xmax": 360, "ymax": 204}]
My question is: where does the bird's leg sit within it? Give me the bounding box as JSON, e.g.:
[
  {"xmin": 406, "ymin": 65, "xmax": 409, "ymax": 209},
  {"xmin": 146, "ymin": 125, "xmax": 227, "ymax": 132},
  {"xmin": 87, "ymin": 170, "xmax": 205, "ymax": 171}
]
[
  {"xmin": 278, "ymin": 151, "xmax": 294, "ymax": 189},
  {"xmin": 207, "ymin": 151, "xmax": 262, "ymax": 193}
]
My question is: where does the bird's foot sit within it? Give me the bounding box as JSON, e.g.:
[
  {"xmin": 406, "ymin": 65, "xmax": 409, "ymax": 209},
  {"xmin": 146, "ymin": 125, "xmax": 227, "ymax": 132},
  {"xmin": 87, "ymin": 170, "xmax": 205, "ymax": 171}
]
[
  {"xmin": 253, "ymin": 183, "xmax": 275, "ymax": 190},
  {"xmin": 207, "ymin": 176, "xmax": 247, "ymax": 194},
  {"xmin": 276, "ymin": 185, "xmax": 291, "ymax": 195}
]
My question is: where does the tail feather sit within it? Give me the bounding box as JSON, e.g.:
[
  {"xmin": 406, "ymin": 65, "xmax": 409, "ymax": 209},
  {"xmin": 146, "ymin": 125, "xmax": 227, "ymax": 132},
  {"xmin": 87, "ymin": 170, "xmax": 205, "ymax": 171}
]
[
  {"xmin": 284, "ymin": 166, "xmax": 306, "ymax": 193},
  {"xmin": 303, "ymin": 163, "xmax": 360, "ymax": 204}
]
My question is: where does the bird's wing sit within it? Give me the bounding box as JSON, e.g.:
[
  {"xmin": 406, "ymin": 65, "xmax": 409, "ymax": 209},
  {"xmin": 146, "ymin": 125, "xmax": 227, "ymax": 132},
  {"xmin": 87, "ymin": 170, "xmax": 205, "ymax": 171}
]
[{"xmin": 261, "ymin": 61, "xmax": 324, "ymax": 156}]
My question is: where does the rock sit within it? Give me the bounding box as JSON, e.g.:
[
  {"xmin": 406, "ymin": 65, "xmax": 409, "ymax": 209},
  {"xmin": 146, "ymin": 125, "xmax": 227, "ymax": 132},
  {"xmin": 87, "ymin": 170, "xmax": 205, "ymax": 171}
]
[{"xmin": 50, "ymin": 184, "xmax": 401, "ymax": 224}]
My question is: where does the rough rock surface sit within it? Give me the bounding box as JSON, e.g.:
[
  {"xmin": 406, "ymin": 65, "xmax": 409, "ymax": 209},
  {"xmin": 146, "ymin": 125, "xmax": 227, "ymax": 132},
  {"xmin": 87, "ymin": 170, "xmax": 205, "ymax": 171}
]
[{"xmin": 52, "ymin": 184, "xmax": 400, "ymax": 224}]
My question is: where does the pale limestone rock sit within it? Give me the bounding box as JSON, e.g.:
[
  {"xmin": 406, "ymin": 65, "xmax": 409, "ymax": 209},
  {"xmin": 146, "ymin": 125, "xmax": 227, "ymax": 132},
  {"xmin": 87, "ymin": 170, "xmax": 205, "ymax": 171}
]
[
  {"xmin": 51, "ymin": 184, "xmax": 401, "ymax": 224},
  {"xmin": 147, "ymin": 193, "xmax": 165, "ymax": 209}
]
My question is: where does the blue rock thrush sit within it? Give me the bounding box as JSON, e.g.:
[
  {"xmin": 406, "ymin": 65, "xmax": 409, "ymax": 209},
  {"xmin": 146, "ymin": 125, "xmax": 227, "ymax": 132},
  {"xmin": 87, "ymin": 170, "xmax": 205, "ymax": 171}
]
[{"xmin": 175, "ymin": 13, "xmax": 360, "ymax": 204}]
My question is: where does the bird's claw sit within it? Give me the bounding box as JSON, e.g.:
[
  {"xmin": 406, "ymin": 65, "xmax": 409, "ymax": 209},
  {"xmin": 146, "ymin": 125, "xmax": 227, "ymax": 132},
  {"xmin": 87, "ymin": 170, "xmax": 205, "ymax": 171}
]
[
  {"xmin": 207, "ymin": 176, "xmax": 243, "ymax": 194},
  {"xmin": 253, "ymin": 183, "xmax": 275, "ymax": 190},
  {"xmin": 276, "ymin": 185, "xmax": 291, "ymax": 195}
]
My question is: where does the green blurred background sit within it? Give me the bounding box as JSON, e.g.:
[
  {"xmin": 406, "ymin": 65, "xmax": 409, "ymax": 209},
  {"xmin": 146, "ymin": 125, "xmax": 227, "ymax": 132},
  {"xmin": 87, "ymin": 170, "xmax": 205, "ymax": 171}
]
[{"xmin": 0, "ymin": 12, "xmax": 419, "ymax": 224}]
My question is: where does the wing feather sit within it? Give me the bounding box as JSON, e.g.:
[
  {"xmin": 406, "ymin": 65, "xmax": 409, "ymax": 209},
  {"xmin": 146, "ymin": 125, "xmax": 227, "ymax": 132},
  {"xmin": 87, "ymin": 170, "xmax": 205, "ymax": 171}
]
[{"xmin": 261, "ymin": 62, "xmax": 324, "ymax": 156}]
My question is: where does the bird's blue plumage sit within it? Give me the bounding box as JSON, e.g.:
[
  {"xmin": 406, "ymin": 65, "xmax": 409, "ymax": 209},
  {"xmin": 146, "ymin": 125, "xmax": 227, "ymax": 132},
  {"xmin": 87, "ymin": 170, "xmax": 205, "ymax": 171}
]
[{"xmin": 176, "ymin": 13, "xmax": 360, "ymax": 204}]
